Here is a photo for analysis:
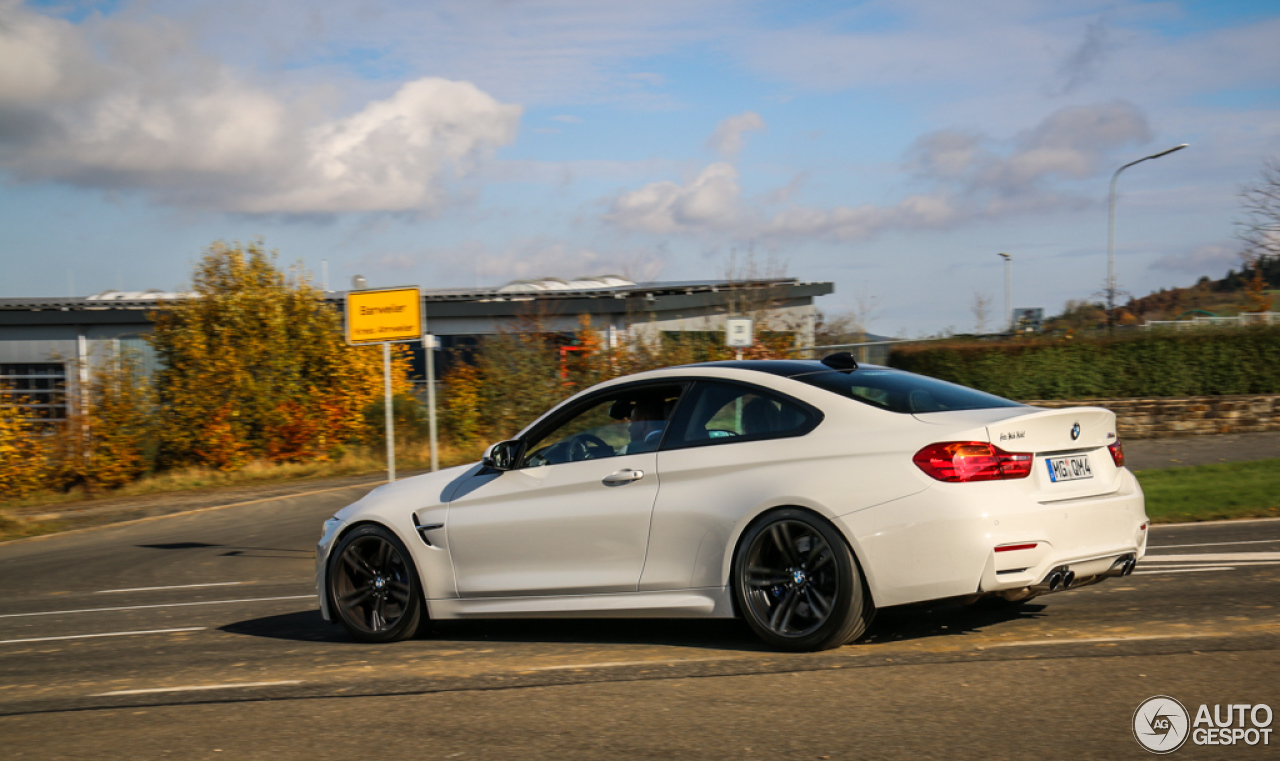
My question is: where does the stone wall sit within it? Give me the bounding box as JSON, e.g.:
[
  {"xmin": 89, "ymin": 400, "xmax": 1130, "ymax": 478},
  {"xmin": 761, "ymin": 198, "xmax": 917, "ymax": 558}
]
[{"xmin": 1022, "ymin": 395, "xmax": 1280, "ymax": 439}]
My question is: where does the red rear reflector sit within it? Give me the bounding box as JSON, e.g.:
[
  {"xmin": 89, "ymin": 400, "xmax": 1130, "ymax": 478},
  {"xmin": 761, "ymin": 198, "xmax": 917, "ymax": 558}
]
[
  {"xmin": 912, "ymin": 442, "xmax": 1033, "ymax": 482},
  {"xmin": 1108, "ymin": 439, "xmax": 1126, "ymax": 468},
  {"xmin": 994, "ymin": 543, "xmax": 1038, "ymax": 553}
]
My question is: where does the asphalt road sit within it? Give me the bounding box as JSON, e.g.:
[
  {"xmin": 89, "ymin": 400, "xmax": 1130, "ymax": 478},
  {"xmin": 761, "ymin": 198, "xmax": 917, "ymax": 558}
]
[{"xmin": 1, "ymin": 484, "xmax": 1277, "ymax": 759}]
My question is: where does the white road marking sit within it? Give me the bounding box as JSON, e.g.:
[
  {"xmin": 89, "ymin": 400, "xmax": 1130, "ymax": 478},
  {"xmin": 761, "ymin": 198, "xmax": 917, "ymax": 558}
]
[
  {"xmin": 1138, "ymin": 563, "xmax": 1242, "ymax": 570},
  {"xmin": 0, "ymin": 595, "xmax": 314, "ymax": 619},
  {"xmin": 1140, "ymin": 552, "xmax": 1280, "ymax": 562},
  {"xmin": 988, "ymin": 633, "xmax": 1221, "ymax": 648},
  {"xmin": 0, "ymin": 627, "xmax": 206, "ymax": 645},
  {"xmin": 1151, "ymin": 539, "xmax": 1280, "ymax": 549},
  {"xmin": 1139, "ymin": 560, "xmax": 1280, "ymax": 569},
  {"xmin": 1150, "ymin": 516, "xmax": 1280, "ymax": 528},
  {"xmin": 97, "ymin": 582, "xmax": 244, "ymax": 594},
  {"xmin": 529, "ymin": 658, "xmax": 722, "ymax": 672},
  {"xmin": 1132, "ymin": 567, "xmax": 1235, "ymax": 576},
  {"xmin": 92, "ymin": 680, "xmax": 302, "ymax": 697}
]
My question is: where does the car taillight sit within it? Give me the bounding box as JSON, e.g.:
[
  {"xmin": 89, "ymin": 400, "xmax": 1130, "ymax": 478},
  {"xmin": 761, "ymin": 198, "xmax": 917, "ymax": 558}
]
[
  {"xmin": 1108, "ymin": 439, "xmax": 1125, "ymax": 468},
  {"xmin": 913, "ymin": 442, "xmax": 1033, "ymax": 482}
]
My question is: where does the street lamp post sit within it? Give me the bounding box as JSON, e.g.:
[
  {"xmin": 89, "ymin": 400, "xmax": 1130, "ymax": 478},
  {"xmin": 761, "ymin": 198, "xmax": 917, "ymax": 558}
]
[
  {"xmin": 1106, "ymin": 143, "xmax": 1189, "ymax": 330},
  {"xmin": 998, "ymin": 252, "xmax": 1012, "ymax": 333}
]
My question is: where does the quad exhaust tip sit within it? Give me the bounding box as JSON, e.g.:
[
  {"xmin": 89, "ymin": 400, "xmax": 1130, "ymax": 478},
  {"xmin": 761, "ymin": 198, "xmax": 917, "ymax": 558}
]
[
  {"xmin": 1030, "ymin": 567, "xmax": 1068, "ymax": 593},
  {"xmin": 1102, "ymin": 554, "xmax": 1138, "ymax": 578},
  {"xmin": 1029, "ymin": 555, "xmax": 1135, "ymax": 595}
]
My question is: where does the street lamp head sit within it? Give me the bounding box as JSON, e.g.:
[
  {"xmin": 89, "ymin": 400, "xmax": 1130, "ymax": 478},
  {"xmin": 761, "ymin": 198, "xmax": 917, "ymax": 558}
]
[
  {"xmin": 998, "ymin": 252, "xmax": 1011, "ymax": 261},
  {"xmin": 1148, "ymin": 143, "xmax": 1189, "ymax": 160}
]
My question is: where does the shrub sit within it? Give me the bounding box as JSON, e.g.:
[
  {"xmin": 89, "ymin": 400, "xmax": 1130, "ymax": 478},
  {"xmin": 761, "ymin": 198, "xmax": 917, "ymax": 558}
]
[{"xmin": 889, "ymin": 326, "xmax": 1280, "ymax": 399}]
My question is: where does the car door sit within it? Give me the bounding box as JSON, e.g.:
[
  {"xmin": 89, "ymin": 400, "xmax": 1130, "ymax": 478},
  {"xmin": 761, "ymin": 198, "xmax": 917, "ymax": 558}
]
[
  {"xmin": 640, "ymin": 380, "xmax": 823, "ymax": 591},
  {"xmin": 446, "ymin": 383, "xmax": 685, "ymax": 597}
]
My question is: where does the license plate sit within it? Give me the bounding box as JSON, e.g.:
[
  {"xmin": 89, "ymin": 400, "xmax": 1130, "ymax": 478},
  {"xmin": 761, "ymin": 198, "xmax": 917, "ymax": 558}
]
[{"xmin": 1046, "ymin": 455, "xmax": 1093, "ymax": 482}]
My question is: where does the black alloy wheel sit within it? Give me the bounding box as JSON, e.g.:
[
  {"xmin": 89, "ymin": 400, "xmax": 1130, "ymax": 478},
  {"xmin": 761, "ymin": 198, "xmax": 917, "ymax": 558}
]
[
  {"xmin": 733, "ymin": 509, "xmax": 873, "ymax": 651},
  {"xmin": 328, "ymin": 525, "xmax": 425, "ymax": 643}
]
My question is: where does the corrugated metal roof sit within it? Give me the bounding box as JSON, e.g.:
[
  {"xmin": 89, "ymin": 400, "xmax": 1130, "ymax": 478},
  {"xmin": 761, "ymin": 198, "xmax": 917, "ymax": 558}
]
[{"xmin": 0, "ymin": 278, "xmax": 832, "ymax": 311}]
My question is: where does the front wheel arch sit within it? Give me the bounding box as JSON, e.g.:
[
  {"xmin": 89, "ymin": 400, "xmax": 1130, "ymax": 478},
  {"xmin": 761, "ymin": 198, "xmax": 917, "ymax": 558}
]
[{"xmin": 326, "ymin": 522, "xmax": 428, "ymax": 643}]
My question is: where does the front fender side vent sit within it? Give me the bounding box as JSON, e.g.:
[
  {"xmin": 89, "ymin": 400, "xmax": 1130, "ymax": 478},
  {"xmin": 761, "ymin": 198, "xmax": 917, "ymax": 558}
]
[{"xmin": 412, "ymin": 513, "xmax": 443, "ymax": 546}]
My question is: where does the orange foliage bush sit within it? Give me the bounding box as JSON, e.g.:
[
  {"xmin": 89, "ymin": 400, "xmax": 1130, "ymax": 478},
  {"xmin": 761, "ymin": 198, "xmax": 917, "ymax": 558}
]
[
  {"xmin": 0, "ymin": 390, "xmax": 47, "ymax": 498},
  {"xmin": 149, "ymin": 241, "xmax": 410, "ymax": 471}
]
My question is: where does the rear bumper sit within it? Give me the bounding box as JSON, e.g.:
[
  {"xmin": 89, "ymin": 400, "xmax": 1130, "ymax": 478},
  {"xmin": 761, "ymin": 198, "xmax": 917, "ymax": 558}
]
[{"xmin": 840, "ymin": 468, "xmax": 1148, "ymax": 608}]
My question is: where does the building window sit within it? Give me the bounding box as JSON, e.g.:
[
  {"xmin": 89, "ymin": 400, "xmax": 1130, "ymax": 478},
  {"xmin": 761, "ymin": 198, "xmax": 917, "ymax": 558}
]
[{"xmin": 0, "ymin": 363, "xmax": 67, "ymax": 422}]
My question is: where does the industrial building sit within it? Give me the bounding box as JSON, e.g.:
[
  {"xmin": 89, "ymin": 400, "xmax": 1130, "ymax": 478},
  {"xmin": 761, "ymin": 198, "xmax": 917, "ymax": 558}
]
[{"xmin": 0, "ymin": 276, "xmax": 833, "ymax": 420}]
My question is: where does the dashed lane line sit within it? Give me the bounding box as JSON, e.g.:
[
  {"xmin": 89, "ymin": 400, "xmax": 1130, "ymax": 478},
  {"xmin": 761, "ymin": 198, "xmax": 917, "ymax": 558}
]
[
  {"xmin": 0, "ymin": 595, "xmax": 314, "ymax": 619},
  {"xmin": 1151, "ymin": 539, "xmax": 1280, "ymax": 549},
  {"xmin": 1133, "ymin": 567, "xmax": 1236, "ymax": 576},
  {"xmin": 97, "ymin": 582, "xmax": 244, "ymax": 594},
  {"xmin": 987, "ymin": 633, "xmax": 1222, "ymax": 648},
  {"xmin": 0, "ymin": 627, "xmax": 205, "ymax": 645},
  {"xmin": 1139, "ymin": 552, "xmax": 1280, "ymax": 562},
  {"xmin": 92, "ymin": 680, "xmax": 302, "ymax": 697}
]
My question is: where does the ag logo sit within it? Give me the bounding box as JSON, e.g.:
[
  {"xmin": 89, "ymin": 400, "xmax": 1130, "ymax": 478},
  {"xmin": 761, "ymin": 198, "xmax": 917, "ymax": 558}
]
[{"xmin": 1134, "ymin": 696, "xmax": 1190, "ymax": 754}]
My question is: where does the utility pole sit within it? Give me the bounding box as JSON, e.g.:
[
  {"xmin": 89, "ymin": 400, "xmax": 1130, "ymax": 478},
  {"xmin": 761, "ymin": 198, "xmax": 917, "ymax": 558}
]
[{"xmin": 998, "ymin": 253, "xmax": 1012, "ymax": 334}]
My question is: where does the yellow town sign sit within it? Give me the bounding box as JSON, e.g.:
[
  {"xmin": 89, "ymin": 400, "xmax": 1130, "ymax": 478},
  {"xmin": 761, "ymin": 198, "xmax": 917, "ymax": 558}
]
[{"xmin": 344, "ymin": 287, "xmax": 423, "ymax": 345}]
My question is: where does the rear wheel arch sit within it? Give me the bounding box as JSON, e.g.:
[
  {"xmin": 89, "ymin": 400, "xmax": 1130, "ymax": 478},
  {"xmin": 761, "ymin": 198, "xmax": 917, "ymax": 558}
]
[
  {"xmin": 730, "ymin": 505, "xmax": 876, "ymax": 651},
  {"xmin": 728, "ymin": 505, "xmax": 877, "ymax": 608}
]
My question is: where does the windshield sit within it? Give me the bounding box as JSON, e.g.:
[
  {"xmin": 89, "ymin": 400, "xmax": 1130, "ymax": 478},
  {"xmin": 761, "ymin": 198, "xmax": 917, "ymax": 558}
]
[{"xmin": 791, "ymin": 366, "xmax": 1024, "ymax": 414}]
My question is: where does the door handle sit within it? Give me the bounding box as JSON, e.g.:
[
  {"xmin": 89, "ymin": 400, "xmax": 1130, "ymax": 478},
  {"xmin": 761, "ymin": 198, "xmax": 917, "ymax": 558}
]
[{"xmin": 602, "ymin": 469, "xmax": 644, "ymax": 485}]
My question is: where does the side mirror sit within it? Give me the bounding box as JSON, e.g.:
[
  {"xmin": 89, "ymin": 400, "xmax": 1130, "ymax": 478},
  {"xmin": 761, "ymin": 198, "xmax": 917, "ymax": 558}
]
[{"xmin": 483, "ymin": 439, "xmax": 525, "ymax": 471}]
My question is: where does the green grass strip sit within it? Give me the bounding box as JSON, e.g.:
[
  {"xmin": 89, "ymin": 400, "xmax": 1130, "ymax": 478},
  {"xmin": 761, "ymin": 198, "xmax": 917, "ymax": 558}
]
[{"xmin": 1137, "ymin": 458, "xmax": 1280, "ymax": 524}]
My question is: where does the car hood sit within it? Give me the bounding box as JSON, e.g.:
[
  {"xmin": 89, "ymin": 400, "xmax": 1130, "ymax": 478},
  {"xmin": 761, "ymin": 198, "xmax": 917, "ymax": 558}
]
[{"xmin": 335, "ymin": 461, "xmax": 483, "ymax": 522}]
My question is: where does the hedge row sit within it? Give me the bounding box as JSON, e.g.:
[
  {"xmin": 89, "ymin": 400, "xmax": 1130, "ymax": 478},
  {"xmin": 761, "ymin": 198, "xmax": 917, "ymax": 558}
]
[{"xmin": 887, "ymin": 326, "xmax": 1280, "ymax": 400}]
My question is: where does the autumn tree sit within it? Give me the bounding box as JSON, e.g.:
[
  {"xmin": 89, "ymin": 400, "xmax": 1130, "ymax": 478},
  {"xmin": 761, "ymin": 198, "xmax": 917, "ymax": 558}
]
[
  {"xmin": 1235, "ymin": 157, "xmax": 1279, "ymax": 312},
  {"xmin": 48, "ymin": 353, "xmax": 154, "ymax": 492},
  {"xmin": 1236, "ymin": 157, "xmax": 1280, "ymax": 263},
  {"xmin": 0, "ymin": 390, "xmax": 47, "ymax": 498},
  {"xmin": 149, "ymin": 241, "xmax": 407, "ymax": 469}
]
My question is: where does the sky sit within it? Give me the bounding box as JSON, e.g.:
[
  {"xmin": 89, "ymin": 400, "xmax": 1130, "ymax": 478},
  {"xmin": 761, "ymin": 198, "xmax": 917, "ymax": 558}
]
[{"xmin": 1, "ymin": 0, "xmax": 1278, "ymax": 337}]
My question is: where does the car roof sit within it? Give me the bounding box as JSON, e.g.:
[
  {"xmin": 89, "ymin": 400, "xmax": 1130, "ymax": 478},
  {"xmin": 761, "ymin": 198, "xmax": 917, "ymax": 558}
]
[{"xmin": 680, "ymin": 359, "xmax": 871, "ymax": 378}]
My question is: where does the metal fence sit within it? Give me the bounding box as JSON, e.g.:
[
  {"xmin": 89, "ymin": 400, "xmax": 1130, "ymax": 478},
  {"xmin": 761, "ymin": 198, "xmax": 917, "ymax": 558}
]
[{"xmin": 1144, "ymin": 312, "xmax": 1279, "ymax": 329}]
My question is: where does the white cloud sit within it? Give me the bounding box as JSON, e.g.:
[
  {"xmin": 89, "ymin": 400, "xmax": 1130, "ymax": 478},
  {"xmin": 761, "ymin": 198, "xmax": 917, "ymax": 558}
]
[
  {"xmin": 764, "ymin": 195, "xmax": 962, "ymax": 241},
  {"xmin": 599, "ymin": 101, "xmax": 1155, "ymax": 243},
  {"xmin": 605, "ymin": 162, "xmax": 743, "ymax": 234},
  {"xmin": 763, "ymin": 101, "xmax": 1150, "ymax": 242},
  {"xmin": 0, "ymin": 3, "xmax": 521, "ymax": 214},
  {"xmin": 731, "ymin": 2, "xmax": 1280, "ymax": 102},
  {"xmin": 908, "ymin": 101, "xmax": 1152, "ymax": 193},
  {"xmin": 1150, "ymin": 244, "xmax": 1241, "ymax": 277},
  {"xmin": 439, "ymin": 241, "xmax": 666, "ymax": 283},
  {"xmin": 707, "ymin": 111, "xmax": 765, "ymax": 158},
  {"xmin": 247, "ymin": 78, "xmax": 520, "ymax": 214}
]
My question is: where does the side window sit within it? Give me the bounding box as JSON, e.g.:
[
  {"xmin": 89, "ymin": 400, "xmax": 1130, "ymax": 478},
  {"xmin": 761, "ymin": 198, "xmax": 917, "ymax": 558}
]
[
  {"xmin": 668, "ymin": 382, "xmax": 817, "ymax": 449},
  {"xmin": 521, "ymin": 385, "xmax": 684, "ymax": 467}
]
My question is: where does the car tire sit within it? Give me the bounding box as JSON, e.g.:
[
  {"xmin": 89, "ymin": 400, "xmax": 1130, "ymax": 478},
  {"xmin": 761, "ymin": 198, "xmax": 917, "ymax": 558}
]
[
  {"xmin": 733, "ymin": 508, "xmax": 873, "ymax": 652},
  {"xmin": 328, "ymin": 524, "xmax": 426, "ymax": 643}
]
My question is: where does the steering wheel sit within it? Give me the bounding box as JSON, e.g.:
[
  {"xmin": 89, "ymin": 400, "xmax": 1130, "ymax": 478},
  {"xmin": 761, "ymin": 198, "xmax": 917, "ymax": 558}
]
[{"xmin": 568, "ymin": 434, "xmax": 613, "ymax": 461}]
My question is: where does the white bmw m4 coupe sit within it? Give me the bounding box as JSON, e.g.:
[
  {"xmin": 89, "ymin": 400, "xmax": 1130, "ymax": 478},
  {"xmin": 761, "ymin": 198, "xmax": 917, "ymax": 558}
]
[{"xmin": 317, "ymin": 354, "xmax": 1148, "ymax": 651}]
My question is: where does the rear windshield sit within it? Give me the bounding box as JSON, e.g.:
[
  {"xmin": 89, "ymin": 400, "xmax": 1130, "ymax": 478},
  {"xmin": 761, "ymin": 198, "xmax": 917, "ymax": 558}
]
[{"xmin": 791, "ymin": 367, "xmax": 1025, "ymax": 414}]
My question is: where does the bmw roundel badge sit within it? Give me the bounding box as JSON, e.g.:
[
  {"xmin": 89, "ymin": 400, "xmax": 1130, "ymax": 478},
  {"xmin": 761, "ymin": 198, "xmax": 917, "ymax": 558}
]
[{"xmin": 1070, "ymin": 422, "xmax": 1081, "ymax": 440}]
